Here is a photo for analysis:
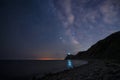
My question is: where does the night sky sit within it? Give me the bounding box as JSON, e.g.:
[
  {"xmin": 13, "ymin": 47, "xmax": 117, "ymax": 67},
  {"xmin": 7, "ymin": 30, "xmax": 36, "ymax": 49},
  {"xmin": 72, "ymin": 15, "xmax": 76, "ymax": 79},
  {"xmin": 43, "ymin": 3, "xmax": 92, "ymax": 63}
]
[{"xmin": 0, "ymin": 0, "xmax": 120, "ymax": 60}]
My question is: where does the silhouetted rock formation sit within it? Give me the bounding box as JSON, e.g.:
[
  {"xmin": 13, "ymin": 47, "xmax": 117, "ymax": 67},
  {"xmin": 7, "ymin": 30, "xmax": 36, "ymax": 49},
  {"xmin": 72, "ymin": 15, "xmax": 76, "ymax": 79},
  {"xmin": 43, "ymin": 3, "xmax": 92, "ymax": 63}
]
[{"xmin": 65, "ymin": 31, "xmax": 120, "ymax": 60}]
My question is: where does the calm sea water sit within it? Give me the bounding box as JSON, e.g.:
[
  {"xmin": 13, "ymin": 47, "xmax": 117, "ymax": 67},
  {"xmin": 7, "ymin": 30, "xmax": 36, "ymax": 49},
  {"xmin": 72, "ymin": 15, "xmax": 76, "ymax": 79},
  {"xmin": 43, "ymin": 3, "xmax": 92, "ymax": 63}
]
[{"xmin": 0, "ymin": 60, "xmax": 88, "ymax": 80}]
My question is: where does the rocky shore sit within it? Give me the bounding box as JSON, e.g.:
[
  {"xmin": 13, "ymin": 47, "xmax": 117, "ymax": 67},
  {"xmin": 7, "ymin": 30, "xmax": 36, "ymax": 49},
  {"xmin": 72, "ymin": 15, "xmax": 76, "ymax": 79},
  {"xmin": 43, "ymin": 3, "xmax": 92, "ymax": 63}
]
[{"xmin": 36, "ymin": 60, "xmax": 120, "ymax": 80}]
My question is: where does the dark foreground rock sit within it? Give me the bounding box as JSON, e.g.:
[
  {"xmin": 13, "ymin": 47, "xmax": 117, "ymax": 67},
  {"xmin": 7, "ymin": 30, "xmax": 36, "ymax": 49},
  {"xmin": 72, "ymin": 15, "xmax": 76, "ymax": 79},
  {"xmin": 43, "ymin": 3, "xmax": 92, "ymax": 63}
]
[{"xmin": 36, "ymin": 60, "xmax": 120, "ymax": 80}]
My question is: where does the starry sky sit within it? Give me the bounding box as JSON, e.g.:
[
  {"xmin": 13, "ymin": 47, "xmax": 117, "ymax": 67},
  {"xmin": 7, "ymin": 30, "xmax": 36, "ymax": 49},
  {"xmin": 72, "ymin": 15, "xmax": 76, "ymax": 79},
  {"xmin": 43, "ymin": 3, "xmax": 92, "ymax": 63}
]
[{"xmin": 0, "ymin": 0, "xmax": 120, "ymax": 60}]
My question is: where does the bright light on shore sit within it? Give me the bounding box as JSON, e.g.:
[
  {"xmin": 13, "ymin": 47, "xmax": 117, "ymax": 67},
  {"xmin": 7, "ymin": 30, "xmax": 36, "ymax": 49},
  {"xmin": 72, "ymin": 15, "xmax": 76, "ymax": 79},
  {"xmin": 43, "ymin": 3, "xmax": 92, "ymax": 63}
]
[{"xmin": 67, "ymin": 52, "xmax": 71, "ymax": 55}]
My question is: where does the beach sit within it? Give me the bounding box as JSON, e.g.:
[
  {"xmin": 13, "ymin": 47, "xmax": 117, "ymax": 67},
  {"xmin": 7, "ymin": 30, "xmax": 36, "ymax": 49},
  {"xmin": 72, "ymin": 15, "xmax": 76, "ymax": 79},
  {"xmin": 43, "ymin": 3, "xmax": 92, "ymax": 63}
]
[{"xmin": 37, "ymin": 60, "xmax": 120, "ymax": 80}]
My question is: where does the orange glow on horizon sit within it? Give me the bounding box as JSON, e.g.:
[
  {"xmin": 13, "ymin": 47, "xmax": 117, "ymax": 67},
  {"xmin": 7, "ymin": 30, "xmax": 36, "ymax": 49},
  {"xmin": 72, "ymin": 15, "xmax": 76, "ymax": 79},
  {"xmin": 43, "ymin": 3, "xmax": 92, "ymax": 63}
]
[{"xmin": 37, "ymin": 57, "xmax": 64, "ymax": 60}]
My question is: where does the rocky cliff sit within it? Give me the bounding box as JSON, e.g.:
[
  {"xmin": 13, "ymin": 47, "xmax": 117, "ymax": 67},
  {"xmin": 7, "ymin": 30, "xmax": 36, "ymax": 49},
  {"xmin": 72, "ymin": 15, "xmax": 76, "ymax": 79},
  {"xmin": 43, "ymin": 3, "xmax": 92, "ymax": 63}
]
[{"xmin": 65, "ymin": 31, "xmax": 120, "ymax": 60}]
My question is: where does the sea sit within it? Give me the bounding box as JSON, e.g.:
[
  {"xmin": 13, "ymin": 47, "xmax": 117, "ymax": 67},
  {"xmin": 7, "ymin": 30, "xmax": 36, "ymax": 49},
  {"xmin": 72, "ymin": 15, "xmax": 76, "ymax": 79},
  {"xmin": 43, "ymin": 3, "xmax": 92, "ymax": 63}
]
[{"xmin": 0, "ymin": 60, "xmax": 88, "ymax": 80}]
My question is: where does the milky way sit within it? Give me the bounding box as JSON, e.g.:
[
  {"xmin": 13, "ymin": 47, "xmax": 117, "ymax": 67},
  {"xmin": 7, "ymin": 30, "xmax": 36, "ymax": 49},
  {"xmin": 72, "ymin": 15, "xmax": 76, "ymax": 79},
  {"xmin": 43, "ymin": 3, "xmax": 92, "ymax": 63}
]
[
  {"xmin": 53, "ymin": 0, "xmax": 120, "ymax": 51},
  {"xmin": 1, "ymin": 0, "xmax": 120, "ymax": 59}
]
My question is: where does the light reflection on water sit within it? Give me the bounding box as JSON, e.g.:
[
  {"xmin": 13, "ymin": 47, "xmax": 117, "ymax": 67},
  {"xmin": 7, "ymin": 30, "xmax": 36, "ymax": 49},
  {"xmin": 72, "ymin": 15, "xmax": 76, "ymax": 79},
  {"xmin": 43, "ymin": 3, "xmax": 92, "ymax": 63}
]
[{"xmin": 67, "ymin": 60, "xmax": 73, "ymax": 69}]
